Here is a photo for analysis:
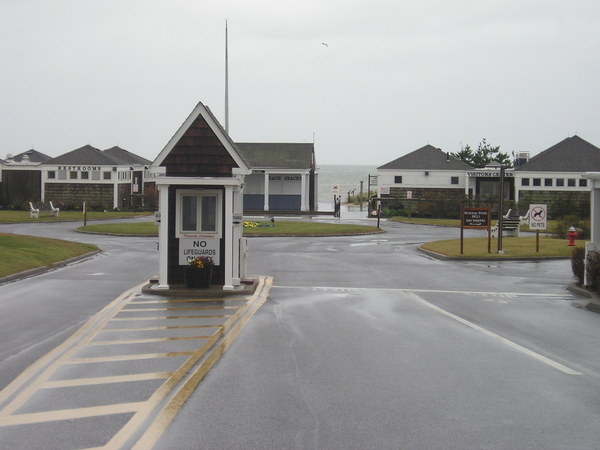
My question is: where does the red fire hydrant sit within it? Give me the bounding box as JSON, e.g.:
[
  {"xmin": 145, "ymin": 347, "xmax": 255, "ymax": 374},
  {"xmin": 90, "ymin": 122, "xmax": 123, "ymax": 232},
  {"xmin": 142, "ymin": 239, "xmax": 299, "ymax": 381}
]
[{"xmin": 568, "ymin": 226, "xmax": 578, "ymax": 246}]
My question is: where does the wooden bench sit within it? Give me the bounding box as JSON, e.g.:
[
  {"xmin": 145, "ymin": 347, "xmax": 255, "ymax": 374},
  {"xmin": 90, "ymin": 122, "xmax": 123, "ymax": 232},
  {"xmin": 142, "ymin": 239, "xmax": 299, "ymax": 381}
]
[{"xmin": 491, "ymin": 209, "xmax": 528, "ymax": 238}]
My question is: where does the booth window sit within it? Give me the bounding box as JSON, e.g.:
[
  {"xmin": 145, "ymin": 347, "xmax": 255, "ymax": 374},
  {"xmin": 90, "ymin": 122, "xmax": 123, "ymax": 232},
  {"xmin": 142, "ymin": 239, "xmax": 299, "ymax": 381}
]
[{"xmin": 177, "ymin": 190, "xmax": 221, "ymax": 237}]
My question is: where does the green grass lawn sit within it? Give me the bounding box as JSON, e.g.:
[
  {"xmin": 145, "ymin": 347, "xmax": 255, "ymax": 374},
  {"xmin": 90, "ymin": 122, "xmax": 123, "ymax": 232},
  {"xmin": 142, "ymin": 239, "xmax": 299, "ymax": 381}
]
[
  {"xmin": 243, "ymin": 221, "xmax": 381, "ymax": 236},
  {"xmin": 391, "ymin": 216, "xmax": 559, "ymax": 233},
  {"xmin": 0, "ymin": 233, "xmax": 98, "ymax": 278},
  {"xmin": 77, "ymin": 222, "xmax": 159, "ymax": 236},
  {"xmin": 421, "ymin": 236, "xmax": 582, "ymax": 258},
  {"xmin": 76, "ymin": 220, "xmax": 381, "ymax": 237},
  {"xmin": 0, "ymin": 210, "xmax": 153, "ymax": 223}
]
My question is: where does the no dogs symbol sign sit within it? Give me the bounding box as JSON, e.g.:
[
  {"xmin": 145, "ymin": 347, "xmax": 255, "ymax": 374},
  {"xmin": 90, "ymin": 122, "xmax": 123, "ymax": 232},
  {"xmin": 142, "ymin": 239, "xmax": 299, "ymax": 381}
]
[{"xmin": 529, "ymin": 204, "xmax": 547, "ymax": 230}]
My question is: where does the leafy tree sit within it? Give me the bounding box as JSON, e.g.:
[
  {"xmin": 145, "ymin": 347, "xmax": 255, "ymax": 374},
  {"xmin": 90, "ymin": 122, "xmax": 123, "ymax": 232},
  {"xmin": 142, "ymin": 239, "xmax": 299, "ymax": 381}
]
[{"xmin": 452, "ymin": 138, "xmax": 513, "ymax": 168}]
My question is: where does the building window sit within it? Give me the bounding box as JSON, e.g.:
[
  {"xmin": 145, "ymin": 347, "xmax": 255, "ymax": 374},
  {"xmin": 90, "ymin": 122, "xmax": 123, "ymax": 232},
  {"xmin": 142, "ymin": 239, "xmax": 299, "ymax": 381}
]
[
  {"xmin": 533, "ymin": 178, "xmax": 541, "ymax": 186},
  {"xmin": 394, "ymin": 176, "xmax": 402, "ymax": 184},
  {"xmin": 544, "ymin": 178, "xmax": 553, "ymax": 187},
  {"xmin": 568, "ymin": 178, "xmax": 576, "ymax": 187},
  {"xmin": 451, "ymin": 176, "xmax": 459, "ymax": 185},
  {"xmin": 81, "ymin": 171, "xmax": 89, "ymax": 180},
  {"xmin": 556, "ymin": 179, "xmax": 564, "ymax": 187},
  {"xmin": 69, "ymin": 171, "xmax": 78, "ymax": 180},
  {"xmin": 176, "ymin": 190, "xmax": 222, "ymax": 238},
  {"xmin": 47, "ymin": 171, "xmax": 56, "ymax": 179},
  {"xmin": 580, "ymin": 179, "xmax": 588, "ymax": 187},
  {"xmin": 521, "ymin": 178, "xmax": 530, "ymax": 186},
  {"xmin": 103, "ymin": 172, "xmax": 112, "ymax": 180}
]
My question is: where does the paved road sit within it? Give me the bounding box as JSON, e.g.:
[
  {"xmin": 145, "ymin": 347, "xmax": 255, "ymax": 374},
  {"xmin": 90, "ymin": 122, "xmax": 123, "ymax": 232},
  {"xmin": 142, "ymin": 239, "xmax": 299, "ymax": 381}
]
[
  {"xmin": 157, "ymin": 219, "xmax": 600, "ymax": 449},
  {"xmin": 2, "ymin": 217, "xmax": 600, "ymax": 449}
]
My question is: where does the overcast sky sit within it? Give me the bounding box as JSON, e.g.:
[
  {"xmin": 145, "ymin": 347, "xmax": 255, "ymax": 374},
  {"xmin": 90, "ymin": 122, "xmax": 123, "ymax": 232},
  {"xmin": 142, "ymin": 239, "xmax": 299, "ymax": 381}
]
[{"xmin": 1, "ymin": 0, "xmax": 599, "ymax": 165}]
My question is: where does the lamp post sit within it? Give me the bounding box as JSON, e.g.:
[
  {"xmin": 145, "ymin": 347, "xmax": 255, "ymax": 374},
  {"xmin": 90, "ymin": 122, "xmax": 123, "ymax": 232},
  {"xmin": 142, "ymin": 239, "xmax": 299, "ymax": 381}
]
[{"xmin": 497, "ymin": 165, "xmax": 506, "ymax": 254}]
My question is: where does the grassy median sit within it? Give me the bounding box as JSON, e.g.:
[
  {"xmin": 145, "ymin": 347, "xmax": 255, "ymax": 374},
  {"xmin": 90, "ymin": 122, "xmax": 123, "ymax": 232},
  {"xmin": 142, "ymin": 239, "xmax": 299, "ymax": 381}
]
[
  {"xmin": 421, "ymin": 236, "xmax": 582, "ymax": 258},
  {"xmin": 76, "ymin": 221, "xmax": 381, "ymax": 237},
  {"xmin": 0, "ymin": 210, "xmax": 152, "ymax": 223},
  {"xmin": 0, "ymin": 233, "xmax": 98, "ymax": 278},
  {"xmin": 77, "ymin": 222, "xmax": 159, "ymax": 236}
]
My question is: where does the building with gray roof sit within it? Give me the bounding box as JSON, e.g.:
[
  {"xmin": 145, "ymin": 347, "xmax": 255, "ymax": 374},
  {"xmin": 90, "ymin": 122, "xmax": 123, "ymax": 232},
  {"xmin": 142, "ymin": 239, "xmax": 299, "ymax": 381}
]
[
  {"xmin": 0, "ymin": 145, "xmax": 155, "ymax": 210},
  {"xmin": 236, "ymin": 142, "xmax": 318, "ymax": 211},
  {"xmin": 377, "ymin": 136, "xmax": 599, "ymax": 218}
]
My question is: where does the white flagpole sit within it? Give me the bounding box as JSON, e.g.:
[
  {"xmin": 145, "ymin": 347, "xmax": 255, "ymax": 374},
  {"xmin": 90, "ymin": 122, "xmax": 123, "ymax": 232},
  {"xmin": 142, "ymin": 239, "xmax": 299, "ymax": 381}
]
[{"xmin": 225, "ymin": 19, "xmax": 229, "ymax": 134}]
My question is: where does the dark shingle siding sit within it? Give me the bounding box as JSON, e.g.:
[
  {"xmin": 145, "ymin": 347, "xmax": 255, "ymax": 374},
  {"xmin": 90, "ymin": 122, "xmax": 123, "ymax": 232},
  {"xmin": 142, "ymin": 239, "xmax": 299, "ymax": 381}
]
[
  {"xmin": 378, "ymin": 145, "xmax": 473, "ymax": 170},
  {"xmin": 517, "ymin": 136, "xmax": 600, "ymax": 172},
  {"xmin": 236, "ymin": 143, "xmax": 315, "ymax": 170}
]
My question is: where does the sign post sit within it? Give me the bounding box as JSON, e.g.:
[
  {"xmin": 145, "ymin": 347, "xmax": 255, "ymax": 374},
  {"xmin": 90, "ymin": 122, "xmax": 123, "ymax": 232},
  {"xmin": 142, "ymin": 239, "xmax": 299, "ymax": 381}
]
[
  {"xmin": 461, "ymin": 206, "xmax": 492, "ymax": 254},
  {"xmin": 529, "ymin": 204, "xmax": 547, "ymax": 253}
]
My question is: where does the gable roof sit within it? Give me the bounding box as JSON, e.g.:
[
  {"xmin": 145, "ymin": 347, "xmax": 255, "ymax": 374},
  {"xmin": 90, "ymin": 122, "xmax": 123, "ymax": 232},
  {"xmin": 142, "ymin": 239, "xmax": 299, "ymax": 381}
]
[
  {"xmin": 46, "ymin": 145, "xmax": 116, "ymax": 165},
  {"xmin": 235, "ymin": 143, "xmax": 315, "ymax": 170},
  {"xmin": 7, "ymin": 149, "xmax": 52, "ymax": 164},
  {"xmin": 378, "ymin": 145, "xmax": 474, "ymax": 170},
  {"xmin": 151, "ymin": 101, "xmax": 250, "ymax": 176},
  {"xmin": 103, "ymin": 146, "xmax": 151, "ymax": 166},
  {"xmin": 516, "ymin": 135, "xmax": 600, "ymax": 172}
]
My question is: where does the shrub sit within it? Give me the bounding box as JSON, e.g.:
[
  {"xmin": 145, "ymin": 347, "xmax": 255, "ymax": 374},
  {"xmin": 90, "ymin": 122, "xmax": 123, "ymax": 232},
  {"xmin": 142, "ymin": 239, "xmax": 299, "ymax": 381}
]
[
  {"xmin": 571, "ymin": 246, "xmax": 585, "ymax": 285},
  {"xmin": 550, "ymin": 215, "xmax": 590, "ymax": 240},
  {"xmin": 586, "ymin": 251, "xmax": 600, "ymax": 291}
]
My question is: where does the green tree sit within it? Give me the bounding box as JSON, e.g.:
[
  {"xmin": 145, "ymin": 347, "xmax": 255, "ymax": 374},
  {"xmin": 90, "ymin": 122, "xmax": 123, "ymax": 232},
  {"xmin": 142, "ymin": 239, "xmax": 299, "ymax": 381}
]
[{"xmin": 452, "ymin": 138, "xmax": 513, "ymax": 168}]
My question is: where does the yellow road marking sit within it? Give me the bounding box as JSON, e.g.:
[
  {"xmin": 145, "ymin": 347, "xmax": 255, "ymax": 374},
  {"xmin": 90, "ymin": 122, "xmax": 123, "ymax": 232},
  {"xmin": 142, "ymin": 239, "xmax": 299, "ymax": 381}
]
[
  {"xmin": 129, "ymin": 276, "xmax": 272, "ymax": 449},
  {"xmin": 100, "ymin": 325, "xmax": 222, "ymax": 332},
  {"xmin": 0, "ymin": 277, "xmax": 270, "ymax": 450},
  {"xmin": 87, "ymin": 336, "xmax": 211, "ymax": 346},
  {"xmin": 120, "ymin": 306, "xmax": 239, "ymax": 311},
  {"xmin": 110, "ymin": 315, "xmax": 232, "ymax": 321},
  {"xmin": 130, "ymin": 298, "xmax": 248, "ymax": 304},
  {"xmin": 0, "ymin": 283, "xmax": 145, "ymax": 406},
  {"xmin": 1, "ymin": 402, "xmax": 145, "ymax": 426},
  {"xmin": 67, "ymin": 352, "xmax": 195, "ymax": 364},
  {"xmin": 43, "ymin": 372, "xmax": 172, "ymax": 388}
]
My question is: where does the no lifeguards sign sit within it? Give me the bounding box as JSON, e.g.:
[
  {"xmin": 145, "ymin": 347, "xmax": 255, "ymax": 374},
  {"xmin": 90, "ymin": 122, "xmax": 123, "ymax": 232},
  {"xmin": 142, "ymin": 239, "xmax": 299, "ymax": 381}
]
[
  {"xmin": 529, "ymin": 204, "xmax": 547, "ymax": 231},
  {"xmin": 179, "ymin": 238, "xmax": 220, "ymax": 265}
]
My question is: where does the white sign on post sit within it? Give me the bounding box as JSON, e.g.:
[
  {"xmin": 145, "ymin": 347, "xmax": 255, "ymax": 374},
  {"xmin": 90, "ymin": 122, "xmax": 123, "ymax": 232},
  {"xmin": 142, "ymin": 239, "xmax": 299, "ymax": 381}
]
[
  {"xmin": 179, "ymin": 238, "xmax": 220, "ymax": 265},
  {"xmin": 332, "ymin": 184, "xmax": 339, "ymax": 194},
  {"xmin": 529, "ymin": 204, "xmax": 547, "ymax": 230}
]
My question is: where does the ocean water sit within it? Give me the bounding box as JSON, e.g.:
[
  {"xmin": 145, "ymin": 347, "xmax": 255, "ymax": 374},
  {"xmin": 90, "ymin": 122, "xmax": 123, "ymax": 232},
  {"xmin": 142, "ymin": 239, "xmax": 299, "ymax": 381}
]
[{"xmin": 317, "ymin": 164, "xmax": 377, "ymax": 207}]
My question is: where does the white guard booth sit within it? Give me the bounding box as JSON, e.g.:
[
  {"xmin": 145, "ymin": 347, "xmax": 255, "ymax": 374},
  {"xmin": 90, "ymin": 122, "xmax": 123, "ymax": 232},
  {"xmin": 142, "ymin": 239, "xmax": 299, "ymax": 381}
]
[
  {"xmin": 150, "ymin": 101, "xmax": 251, "ymax": 291},
  {"xmin": 582, "ymin": 172, "xmax": 600, "ymax": 285}
]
